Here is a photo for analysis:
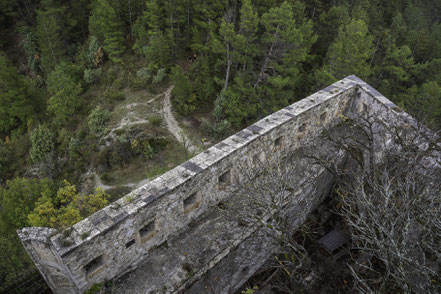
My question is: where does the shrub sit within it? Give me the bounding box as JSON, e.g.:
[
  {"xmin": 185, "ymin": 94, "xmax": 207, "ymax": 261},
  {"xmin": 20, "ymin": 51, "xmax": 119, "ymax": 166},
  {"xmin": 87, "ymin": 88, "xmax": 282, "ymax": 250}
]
[
  {"xmin": 152, "ymin": 68, "xmax": 167, "ymax": 84},
  {"xmin": 86, "ymin": 36, "xmax": 102, "ymax": 68},
  {"xmin": 83, "ymin": 68, "xmax": 102, "ymax": 84},
  {"xmin": 30, "ymin": 125, "xmax": 55, "ymax": 163},
  {"xmin": 102, "ymin": 65, "xmax": 118, "ymax": 86},
  {"xmin": 47, "ymin": 63, "xmax": 83, "ymax": 125},
  {"xmin": 142, "ymin": 141, "xmax": 154, "ymax": 159},
  {"xmin": 104, "ymin": 88, "xmax": 125, "ymax": 101},
  {"xmin": 112, "ymin": 75, "xmax": 126, "ymax": 89},
  {"xmin": 87, "ymin": 106, "xmax": 111, "ymax": 136},
  {"xmin": 136, "ymin": 67, "xmax": 152, "ymax": 82},
  {"xmin": 201, "ymin": 119, "xmax": 231, "ymax": 139},
  {"xmin": 149, "ymin": 116, "xmax": 162, "ymax": 127},
  {"xmin": 171, "ymin": 66, "xmax": 195, "ymax": 115},
  {"xmin": 85, "ymin": 283, "xmax": 103, "ymax": 294}
]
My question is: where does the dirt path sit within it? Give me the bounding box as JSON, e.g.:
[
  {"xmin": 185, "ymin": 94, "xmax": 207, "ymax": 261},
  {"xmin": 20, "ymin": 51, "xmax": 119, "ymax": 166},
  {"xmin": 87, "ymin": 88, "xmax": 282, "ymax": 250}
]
[
  {"xmin": 104, "ymin": 92, "xmax": 165, "ymax": 142},
  {"xmin": 161, "ymin": 86, "xmax": 200, "ymax": 154},
  {"xmin": 93, "ymin": 85, "xmax": 200, "ymax": 191}
]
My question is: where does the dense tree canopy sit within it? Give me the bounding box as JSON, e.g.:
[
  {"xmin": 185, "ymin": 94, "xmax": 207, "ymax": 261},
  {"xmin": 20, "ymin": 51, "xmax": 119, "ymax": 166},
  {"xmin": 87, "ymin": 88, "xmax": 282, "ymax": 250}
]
[
  {"xmin": 1, "ymin": 0, "xmax": 441, "ymax": 288},
  {"xmin": 0, "ymin": 53, "xmax": 40, "ymax": 134}
]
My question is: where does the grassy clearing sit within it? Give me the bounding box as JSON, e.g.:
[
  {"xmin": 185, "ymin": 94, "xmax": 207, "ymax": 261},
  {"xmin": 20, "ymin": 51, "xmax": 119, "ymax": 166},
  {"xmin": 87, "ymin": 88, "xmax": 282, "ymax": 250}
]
[{"xmin": 100, "ymin": 135, "xmax": 188, "ymax": 186}]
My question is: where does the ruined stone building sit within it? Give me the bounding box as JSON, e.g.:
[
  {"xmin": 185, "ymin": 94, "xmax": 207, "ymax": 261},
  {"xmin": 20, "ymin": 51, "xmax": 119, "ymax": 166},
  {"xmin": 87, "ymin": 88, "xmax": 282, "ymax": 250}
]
[{"xmin": 18, "ymin": 76, "xmax": 438, "ymax": 293}]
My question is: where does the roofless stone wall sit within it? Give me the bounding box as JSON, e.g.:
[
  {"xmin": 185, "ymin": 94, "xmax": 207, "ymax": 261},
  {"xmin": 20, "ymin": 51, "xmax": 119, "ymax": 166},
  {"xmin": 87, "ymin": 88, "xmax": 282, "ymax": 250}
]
[{"xmin": 18, "ymin": 76, "xmax": 411, "ymax": 293}]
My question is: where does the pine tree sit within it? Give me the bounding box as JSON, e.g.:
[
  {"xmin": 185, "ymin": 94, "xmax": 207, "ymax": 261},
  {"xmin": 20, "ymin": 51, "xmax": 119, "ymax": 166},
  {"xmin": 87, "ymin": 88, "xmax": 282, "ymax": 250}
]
[
  {"xmin": 171, "ymin": 66, "xmax": 195, "ymax": 115},
  {"xmin": 237, "ymin": 0, "xmax": 259, "ymax": 73},
  {"xmin": 255, "ymin": 1, "xmax": 316, "ymax": 110},
  {"xmin": 143, "ymin": 31, "xmax": 171, "ymax": 70},
  {"xmin": 402, "ymin": 81, "xmax": 441, "ymax": 129},
  {"xmin": 46, "ymin": 62, "xmax": 83, "ymax": 125},
  {"xmin": 315, "ymin": 5, "xmax": 350, "ymax": 59},
  {"xmin": 376, "ymin": 43, "xmax": 414, "ymax": 100},
  {"xmin": 219, "ymin": 19, "xmax": 237, "ymax": 90},
  {"xmin": 89, "ymin": 0, "xmax": 126, "ymax": 63},
  {"xmin": 36, "ymin": 0, "xmax": 66, "ymax": 72},
  {"xmin": 326, "ymin": 19, "xmax": 374, "ymax": 80}
]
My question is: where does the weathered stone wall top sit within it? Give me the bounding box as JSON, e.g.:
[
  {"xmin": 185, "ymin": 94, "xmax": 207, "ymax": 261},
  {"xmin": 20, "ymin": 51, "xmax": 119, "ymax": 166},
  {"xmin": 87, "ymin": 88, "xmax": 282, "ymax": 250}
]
[
  {"xmin": 18, "ymin": 75, "xmax": 413, "ymax": 293},
  {"xmin": 46, "ymin": 76, "xmax": 359, "ymax": 253}
]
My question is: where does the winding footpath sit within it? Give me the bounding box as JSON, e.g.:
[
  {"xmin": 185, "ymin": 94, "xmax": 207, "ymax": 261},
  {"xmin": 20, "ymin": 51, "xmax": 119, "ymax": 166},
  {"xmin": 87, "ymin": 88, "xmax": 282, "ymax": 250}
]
[
  {"xmin": 93, "ymin": 85, "xmax": 200, "ymax": 191},
  {"xmin": 161, "ymin": 86, "xmax": 200, "ymax": 154}
]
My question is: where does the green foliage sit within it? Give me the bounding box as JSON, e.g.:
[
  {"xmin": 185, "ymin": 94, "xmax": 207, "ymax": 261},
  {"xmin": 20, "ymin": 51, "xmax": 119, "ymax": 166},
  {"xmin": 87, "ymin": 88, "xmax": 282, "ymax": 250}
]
[
  {"xmin": 0, "ymin": 178, "xmax": 54, "ymax": 233},
  {"xmin": 0, "ymin": 52, "xmax": 40, "ymax": 134},
  {"xmin": 89, "ymin": 0, "xmax": 126, "ymax": 63},
  {"xmin": 21, "ymin": 30, "xmax": 41, "ymax": 73},
  {"xmin": 152, "ymin": 68, "xmax": 167, "ymax": 84},
  {"xmin": 36, "ymin": 0, "xmax": 67, "ymax": 72},
  {"xmin": 136, "ymin": 67, "xmax": 153, "ymax": 82},
  {"xmin": 315, "ymin": 5, "xmax": 350, "ymax": 58},
  {"xmin": 0, "ymin": 134, "xmax": 30, "ymax": 181},
  {"xmin": 0, "ymin": 234, "xmax": 32, "ymax": 286},
  {"xmin": 47, "ymin": 62, "xmax": 83, "ymax": 125},
  {"xmin": 104, "ymin": 88, "xmax": 125, "ymax": 101},
  {"xmin": 88, "ymin": 106, "xmax": 111, "ymax": 136},
  {"xmin": 143, "ymin": 32, "xmax": 171, "ymax": 70},
  {"xmin": 28, "ymin": 180, "xmax": 110, "ymax": 229},
  {"xmin": 326, "ymin": 19, "xmax": 374, "ymax": 80},
  {"xmin": 0, "ymin": 177, "xmax": 55, "ymax": 284},
  {"xmin": 132, "ymin": 0, "xmax": 162, "ymax": 53},
  {"xmin": 402, "ymin": 81, "xmax": 441, "ymax": 128},
  {"xmin": 1, "ymin": 0, "xmax": 441, "ymax": 287},
  {"xmin": 85, "ymin": 282, "xmax": 104, "ymax": 294},
  {"xmin": 30, "ymin": 125, "xmax": 55, "ymax": 163},
  {"xmin": 86, "ymin": 36, "xmax": 103, "ymax": 68},
  {"xmin": 217, "ymin": 88, "xmax": 249, "ymax": 128},
  {"xmin": 141, "ymin": 141, "xmax": 154, "ymax": 159},
  {"xmin": 241, "ymin": 286, "xmax": 258, "ymax": 294},
  {"xmin": 149, "ymin": 115, "xmax": 162, "ymax": 127},
  {"xmin": 171, "ymin": 66, "xmax": 195, "ymax": 115},
  {"xmin": 190, "ymin": 56, "xmax": 217, "ymax": 103},
  {"xmin": 145, "ymin": 165, "xmax": 168, "ymax": 180},
  {"xmin": 83, "ymin": 68, "xmax": 102, "ymax": 84},
  {"xmin": 131, "ymin": 139, "xmax": 155, "ymax": 160},
  {"xmin": 376, "ymin": 44, "xmax": 414, "ymax": 99},
  {"xmin": 201, "ymin": 118, "xmax": 231, "ymax": 139}
]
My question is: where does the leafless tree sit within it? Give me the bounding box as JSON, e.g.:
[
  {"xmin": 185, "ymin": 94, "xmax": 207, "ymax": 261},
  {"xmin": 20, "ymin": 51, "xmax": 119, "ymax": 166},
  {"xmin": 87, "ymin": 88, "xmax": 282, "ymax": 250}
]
[
  {"xmin": 223, "ymin": 148, "xmax": 328, "ymax": 292},
  {"xmin": 302, "ymin": 110, "xmax": 441, "ymax": 294}
]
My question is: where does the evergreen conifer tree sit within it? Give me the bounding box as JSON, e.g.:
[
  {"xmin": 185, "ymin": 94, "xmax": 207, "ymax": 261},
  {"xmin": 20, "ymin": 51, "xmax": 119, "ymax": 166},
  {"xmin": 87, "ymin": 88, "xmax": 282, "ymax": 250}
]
[{"xmin": 89, "ymin": 0, "xmax": 126, "ymax": 63}]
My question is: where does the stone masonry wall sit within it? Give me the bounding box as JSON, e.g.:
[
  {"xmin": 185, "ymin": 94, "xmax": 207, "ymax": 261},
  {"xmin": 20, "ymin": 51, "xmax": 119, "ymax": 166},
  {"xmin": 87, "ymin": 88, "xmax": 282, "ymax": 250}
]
[{"xmin": 18, "ymin": 76, "xmax": 412, "ymax": 293}]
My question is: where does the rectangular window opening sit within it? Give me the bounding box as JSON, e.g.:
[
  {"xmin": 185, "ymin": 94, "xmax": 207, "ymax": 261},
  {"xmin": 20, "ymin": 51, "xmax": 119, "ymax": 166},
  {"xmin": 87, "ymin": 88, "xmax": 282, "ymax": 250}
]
[
  {"xmin": 84, "ymin": 255, "xmax": 103, "ymax": 276},
  {"xmin": 253, "ymin": 154, "xmax": 260, "ymax": 166},
  {"xmin": 139, "ymin": 220, "xmax": 155, "ymax": 242},
  {"xmin": 274, "ymin": 136, "xmax": 283, "ymax": 149},
  {"xmin": 218, "ymin": 170, "xmax": 231, "ymax": 189},
  {"xmin": 125, "ymin": 239, "xmax": 136, "ymax": 248},
  {"xmin": 362, "ymin": 103, "xmax": 368, "ymax": 114},
  {"xmin": 298, "ymin": 123, "xmax": 306, "ymax": 133},
  {"xmin": 320, "ymin": 112, "xmax": 327, "ymax": 121},
  {"xmin": 253, "ymin": 152, "xmax": 265, "ymax": 167},
  {"xmin": 184, "ymin": 191, "xmax": 201, "ymax": 213}
]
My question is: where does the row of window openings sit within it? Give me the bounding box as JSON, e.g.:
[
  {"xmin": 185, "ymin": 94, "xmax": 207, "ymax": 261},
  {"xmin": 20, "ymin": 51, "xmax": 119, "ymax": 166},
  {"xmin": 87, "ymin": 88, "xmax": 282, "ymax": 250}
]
[
  {"xmin": 84, "ymin": 129, "xmax": 322, "ymax": 276},
  {"xmin": 85, "ymin": 120, "xmax": 332, "ymax": 274},
  {"xmin": 84, "ymin": 170, "xmax": 233, "ymax": 276},
  {"xmin": 85, "ymin": 199, "xmax": 310, "ymax": 277},
  {"xmin": 85, "ymin": 220, "xmax": 156, "ymax": 276}
]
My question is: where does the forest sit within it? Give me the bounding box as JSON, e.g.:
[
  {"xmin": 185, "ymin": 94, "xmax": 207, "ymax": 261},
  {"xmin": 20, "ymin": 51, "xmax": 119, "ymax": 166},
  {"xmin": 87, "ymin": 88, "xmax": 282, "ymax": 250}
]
[{"xmin": 1, "ymin": 0, "xmax": 441, "ymax": 289}]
